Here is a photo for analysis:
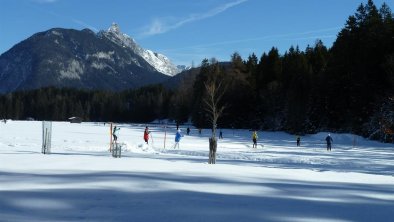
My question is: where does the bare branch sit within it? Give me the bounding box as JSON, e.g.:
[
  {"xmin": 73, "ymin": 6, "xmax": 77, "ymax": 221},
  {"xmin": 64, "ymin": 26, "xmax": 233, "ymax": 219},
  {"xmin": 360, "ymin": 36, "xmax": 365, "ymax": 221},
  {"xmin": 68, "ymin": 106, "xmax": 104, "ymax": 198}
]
[{"xmin": 202, "ymin": 75, "xmax": 228, "ymax": 139}]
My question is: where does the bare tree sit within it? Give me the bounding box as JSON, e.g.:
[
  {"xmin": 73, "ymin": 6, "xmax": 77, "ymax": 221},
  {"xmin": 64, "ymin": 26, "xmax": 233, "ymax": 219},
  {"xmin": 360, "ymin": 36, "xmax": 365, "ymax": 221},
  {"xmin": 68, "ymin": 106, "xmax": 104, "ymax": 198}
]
[{"xmin": 203, "ymin": 76, "xmax": 227, "ymax": 164}]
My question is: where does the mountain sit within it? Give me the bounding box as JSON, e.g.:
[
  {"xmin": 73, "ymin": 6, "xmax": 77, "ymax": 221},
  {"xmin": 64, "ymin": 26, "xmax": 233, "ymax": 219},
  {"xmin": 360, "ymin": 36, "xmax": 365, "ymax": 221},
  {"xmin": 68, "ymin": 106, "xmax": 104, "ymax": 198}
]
[
  {"xmin": 99, "ymin": 23, "xmax": 184, "ymax": 76},
  {"xmin": 0, "ymin": 23, "xmax": 183, "ymax": 93}
]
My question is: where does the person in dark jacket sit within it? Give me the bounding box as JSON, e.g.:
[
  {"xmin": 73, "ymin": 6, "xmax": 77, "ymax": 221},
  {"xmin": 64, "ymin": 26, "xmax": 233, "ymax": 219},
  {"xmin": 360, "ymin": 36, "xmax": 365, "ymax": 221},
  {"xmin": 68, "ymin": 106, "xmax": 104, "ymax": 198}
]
[
  {"xmin": 296, "ymin": 136, "xmax": 301, "ymax": 147},
  {"xmin": 113, "ymin": 126, "xmax": 120, "ymax": 142},
  {"xmin": 325, "ymin": 133, "xmax": 333, "ymax": 151}
]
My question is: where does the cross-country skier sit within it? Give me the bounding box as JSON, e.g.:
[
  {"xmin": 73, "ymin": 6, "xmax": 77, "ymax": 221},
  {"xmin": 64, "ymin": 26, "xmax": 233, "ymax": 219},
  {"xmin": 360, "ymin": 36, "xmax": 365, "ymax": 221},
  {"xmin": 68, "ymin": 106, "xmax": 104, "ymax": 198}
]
[
  {"xmin": 186, "ymin": 127, "xmax": 190, "ymax": 135},
  {"xmin": 144, "ymin": 126, "xmax": 150, "ymax": 144},
  {"xmin": 174, "ymin": 129, "xmax": 183, "ymax": 149},
  {"xmin": 296, "ymin": 136, "xmax": 301, "ymax": 147},
  {"xmin": 113, "ymin": 125, "xmax": 120, "ymax": 142},
  {"xmin": 325, "ymin": 133, "xmax": 333, "ymax": 151},
  {"xmin": 252, "ymin": 130, "xmax": 258, "ymax": 148}
]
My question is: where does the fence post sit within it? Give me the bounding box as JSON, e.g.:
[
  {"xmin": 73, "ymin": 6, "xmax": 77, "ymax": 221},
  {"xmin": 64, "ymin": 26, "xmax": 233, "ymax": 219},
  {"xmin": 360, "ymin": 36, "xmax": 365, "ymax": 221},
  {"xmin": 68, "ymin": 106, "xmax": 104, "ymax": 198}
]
[
  {"xmin": 42, "ymin": 121, "xmax": 52, "ymax": 154},
  {"xmin": 109, "ymin": 122, "xmax": 113, "ymax": 152}
]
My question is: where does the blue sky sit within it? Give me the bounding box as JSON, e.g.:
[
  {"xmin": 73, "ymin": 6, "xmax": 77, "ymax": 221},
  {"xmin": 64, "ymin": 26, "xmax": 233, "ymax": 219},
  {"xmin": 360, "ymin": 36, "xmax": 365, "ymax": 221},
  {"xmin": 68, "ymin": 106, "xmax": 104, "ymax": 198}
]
[{"xmin": 0, "ymin": 0, "xmax": 392, "ymax": 66}]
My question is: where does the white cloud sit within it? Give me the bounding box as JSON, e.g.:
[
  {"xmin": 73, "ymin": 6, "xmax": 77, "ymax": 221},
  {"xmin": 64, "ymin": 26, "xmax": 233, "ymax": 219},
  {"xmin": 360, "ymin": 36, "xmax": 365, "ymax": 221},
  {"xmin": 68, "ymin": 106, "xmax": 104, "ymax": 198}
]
[
  {"xmin": 141, "ymin": 0, "xmax": 248, "ymax": 36},
  {"xmin": 32, "ymin": 0, "xmax": 58, "ymax": 3},
  {"xmin": 157, "ymin": 26, "xmax": 341, "ymax": 64},
  {"xmin": 72, "ymin": 19, "xmax": 99, "ymax": 32},
  {"xmin": 160, "ymin": 26, "xmax": 342, "ymax": 52}
]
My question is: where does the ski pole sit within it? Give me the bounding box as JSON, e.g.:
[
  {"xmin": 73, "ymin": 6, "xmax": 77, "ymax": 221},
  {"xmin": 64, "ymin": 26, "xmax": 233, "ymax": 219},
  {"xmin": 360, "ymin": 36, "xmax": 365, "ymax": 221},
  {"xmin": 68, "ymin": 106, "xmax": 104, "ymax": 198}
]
[{"xmin": 150, "ymin": 132, "xmax": 154, "ymax": 148}]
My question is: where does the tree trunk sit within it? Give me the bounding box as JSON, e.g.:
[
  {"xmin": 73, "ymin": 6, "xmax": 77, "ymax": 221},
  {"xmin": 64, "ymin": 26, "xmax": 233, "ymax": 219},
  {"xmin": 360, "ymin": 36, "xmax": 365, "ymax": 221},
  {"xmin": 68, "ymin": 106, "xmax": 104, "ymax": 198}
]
[{"xmin": 209, "ymin": 137, "xmax": 217, "ymax": 164}]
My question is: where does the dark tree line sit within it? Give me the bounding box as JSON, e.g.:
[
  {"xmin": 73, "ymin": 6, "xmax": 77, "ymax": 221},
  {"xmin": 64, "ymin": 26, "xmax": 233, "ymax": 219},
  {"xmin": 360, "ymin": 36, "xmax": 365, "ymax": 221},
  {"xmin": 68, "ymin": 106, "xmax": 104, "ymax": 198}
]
[
  {"xmin": 1, "ymin": 0, "xmax": 393, "ymax": 142},
  {"xmin": 0, "ymin": 85, "xmax": 172, "ymax": 123}
]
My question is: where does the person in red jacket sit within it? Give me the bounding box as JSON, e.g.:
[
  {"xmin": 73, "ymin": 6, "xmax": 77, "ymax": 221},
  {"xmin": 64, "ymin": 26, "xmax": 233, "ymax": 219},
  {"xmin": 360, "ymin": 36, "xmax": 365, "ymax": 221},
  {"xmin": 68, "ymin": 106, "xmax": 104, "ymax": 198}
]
[{"xmin": 144, "ymin": 126, "xmax": 150, "ymax": 144}]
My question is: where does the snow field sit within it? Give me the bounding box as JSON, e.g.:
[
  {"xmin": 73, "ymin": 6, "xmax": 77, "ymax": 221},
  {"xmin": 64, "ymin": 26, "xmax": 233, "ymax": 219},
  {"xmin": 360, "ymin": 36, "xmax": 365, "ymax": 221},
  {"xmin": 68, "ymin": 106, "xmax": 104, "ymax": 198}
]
[{"xmin": 0, "ymin": 121, "xmax": 393, "ymax": 222}]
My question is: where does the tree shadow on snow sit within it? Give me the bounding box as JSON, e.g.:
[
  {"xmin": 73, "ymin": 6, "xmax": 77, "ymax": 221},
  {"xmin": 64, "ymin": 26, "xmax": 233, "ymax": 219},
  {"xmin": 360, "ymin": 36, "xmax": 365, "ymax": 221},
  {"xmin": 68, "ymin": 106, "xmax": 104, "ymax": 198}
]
[{"xmin": 0, "ymin": 171, "xmax": 393, "ymax": 222}]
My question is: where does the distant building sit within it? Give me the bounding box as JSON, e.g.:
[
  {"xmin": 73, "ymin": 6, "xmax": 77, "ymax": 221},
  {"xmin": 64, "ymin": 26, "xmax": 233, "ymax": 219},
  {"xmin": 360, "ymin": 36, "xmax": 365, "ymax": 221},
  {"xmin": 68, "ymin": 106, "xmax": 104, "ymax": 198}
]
[{"xmin": 68, "ymin": 117, "xmax": 82, "ymax": 123}]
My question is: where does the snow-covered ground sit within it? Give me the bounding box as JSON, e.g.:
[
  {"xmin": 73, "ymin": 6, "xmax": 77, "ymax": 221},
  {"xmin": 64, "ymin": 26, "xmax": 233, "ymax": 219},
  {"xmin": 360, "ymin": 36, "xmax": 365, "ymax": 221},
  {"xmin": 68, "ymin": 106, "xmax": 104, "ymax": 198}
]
[{"xmin": 1, "ymin": 121, "xmax": 393, "ymax": 222}]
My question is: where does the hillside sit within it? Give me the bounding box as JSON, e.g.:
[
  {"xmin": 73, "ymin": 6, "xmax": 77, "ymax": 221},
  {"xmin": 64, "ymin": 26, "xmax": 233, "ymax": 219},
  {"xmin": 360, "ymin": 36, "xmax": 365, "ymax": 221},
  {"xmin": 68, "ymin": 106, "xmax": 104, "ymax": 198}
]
[{"xmin": 0, "ymin": 24, "xmax": 185, "ymax": 93}]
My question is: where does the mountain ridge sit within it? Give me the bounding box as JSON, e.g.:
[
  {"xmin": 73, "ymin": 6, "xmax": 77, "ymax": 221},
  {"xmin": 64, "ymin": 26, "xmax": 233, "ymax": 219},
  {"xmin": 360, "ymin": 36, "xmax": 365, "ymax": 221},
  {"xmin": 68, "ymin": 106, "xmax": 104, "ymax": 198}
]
[
  {"xmin": 98, "ymin": 23, "xmax": 184, "ymax": 76},
  {"xmin": 0, "ymin": 24, "xmax": 187, "ymax": 93}
]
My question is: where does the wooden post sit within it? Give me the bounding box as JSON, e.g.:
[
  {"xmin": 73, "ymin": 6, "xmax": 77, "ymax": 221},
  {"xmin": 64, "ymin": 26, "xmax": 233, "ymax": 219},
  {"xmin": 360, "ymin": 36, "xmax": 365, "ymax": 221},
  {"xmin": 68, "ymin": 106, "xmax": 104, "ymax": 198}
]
[{"xmin": 109, "ymin": 122, "xmax": 113, "ymax": 152}]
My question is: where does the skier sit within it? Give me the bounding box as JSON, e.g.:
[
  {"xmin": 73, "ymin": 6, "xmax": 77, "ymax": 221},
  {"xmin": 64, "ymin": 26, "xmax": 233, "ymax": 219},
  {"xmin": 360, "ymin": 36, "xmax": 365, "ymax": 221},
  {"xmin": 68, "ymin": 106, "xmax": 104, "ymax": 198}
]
[
  {"xmin": 174, "ymin": 129, "xmax": 183, "ymax": 149},
  {"xmin": 296, "ymin": 136, "xmax": 301, "ymax": 147},
  {"xmin": 112, "ymin": 125, "xmax": 120, "ymax": 142},
  {"xmin": 252, "ymin": 130, "xmax": 258, "ymax": 148},
  {"xmin": 325, "ymin": 133, "xmax": 333, "ymax": 151},
  {"xmin": 143, "ymin": 126, "xmax": 150, "ymax": 144},
  {"xmin": 219, "ymin": 129, "xmax": 223, "ymax": 139},
  {"xmin": 186, "ymin": 127, "xmax": 190, "ymax": 135}
]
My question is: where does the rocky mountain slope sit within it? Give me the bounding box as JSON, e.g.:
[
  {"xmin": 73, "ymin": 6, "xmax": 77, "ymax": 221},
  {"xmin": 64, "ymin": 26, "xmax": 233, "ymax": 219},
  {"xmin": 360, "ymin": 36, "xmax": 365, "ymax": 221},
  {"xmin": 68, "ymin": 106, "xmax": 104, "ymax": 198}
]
[{"xmin": 0, "ymin": 24, "xmax": 184, "ymax": 93}]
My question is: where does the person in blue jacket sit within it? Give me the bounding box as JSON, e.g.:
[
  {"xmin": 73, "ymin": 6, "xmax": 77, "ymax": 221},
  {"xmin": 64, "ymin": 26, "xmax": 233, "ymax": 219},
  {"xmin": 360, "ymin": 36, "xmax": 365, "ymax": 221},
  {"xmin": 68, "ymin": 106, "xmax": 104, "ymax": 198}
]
[{"xmin": 174, "ymin": 129, "xmax": 183, "ymax": 149}]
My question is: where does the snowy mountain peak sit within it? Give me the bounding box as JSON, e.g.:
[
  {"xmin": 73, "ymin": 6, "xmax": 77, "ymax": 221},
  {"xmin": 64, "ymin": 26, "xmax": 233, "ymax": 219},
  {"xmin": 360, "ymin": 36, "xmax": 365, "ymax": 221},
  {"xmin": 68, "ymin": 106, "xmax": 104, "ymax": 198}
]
[
  {"xmin": 102, "ymin": 23, "xmax": 182, "ymax": 76},
  {"xmin": 103, "ymin": 23, "xmax": 136, "ymax": 48},
  {"xmin": 108, "ymin": 22, "xmax": 121, "ymax": 34}
]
